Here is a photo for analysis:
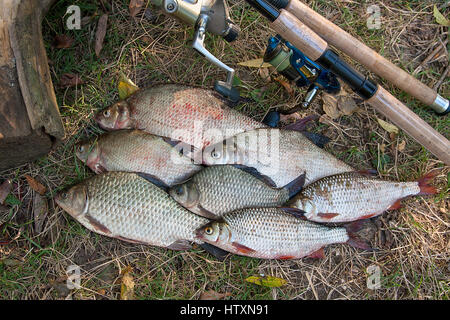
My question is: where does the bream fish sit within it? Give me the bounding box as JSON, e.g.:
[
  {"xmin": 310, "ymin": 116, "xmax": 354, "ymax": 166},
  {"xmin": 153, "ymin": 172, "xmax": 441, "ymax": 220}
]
[
  {"xmin": 76, "ymin": 130, "xmax": 201, "ymax": 187},
  {"xmin": 287, "ymin": 171, "xmax": 438, "ymax": 223}
]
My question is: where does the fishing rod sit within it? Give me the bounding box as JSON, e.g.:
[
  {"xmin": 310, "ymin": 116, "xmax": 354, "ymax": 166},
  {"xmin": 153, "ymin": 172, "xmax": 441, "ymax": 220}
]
[
  {"xmin": 245, "ymin": 0, "xmax": 450, "ymax": 164},
  {"xmin": 261, "ymin": 0, "xmax": 449, "ymax": 115},
  {"xmin": 149, "ymin": 0, "xmax": 450, "ymax": 164}
]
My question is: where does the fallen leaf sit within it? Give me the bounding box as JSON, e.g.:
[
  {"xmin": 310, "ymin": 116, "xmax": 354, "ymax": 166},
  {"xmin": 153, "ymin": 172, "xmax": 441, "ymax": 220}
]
[
  {"xmin": 129, "ymin": 0, "xmax": 145, "ymax": 18},
  {"xmin": 199, "ymin": 290, "xmax": 232, "ymax": 300},
  {"xmin": 118, "ymin": 73, "xmax": 139, "ymax": 100},
  {"xmin": 377, "ymin": 118, "xmax": 399, "ymax": 135},
  {"xmin": 397, "ymin": 140, "xmax": 406, "ymax": 152},
  {"xmin": 245, "ymin": 275, "xmax": 287, "ymax": 288},
  {"xmin": 97, "ymin": 289, "xmax": 106, "ymax": 295},
  {"xmin": 24, "ymin": 175, "xmax": 46, "ymax": 195},
  {"xmin": 258, "ymin": 67, "xmax": 271, "ymax": 83},
  {"xmin": 380, "ymin": 143, "xmax": 386, "ymax": 153},
  {"xmin": 54, "ymin": 34, "xmax": 73, "ymax": 48},
  {"xmin": 95, "ymin": 14, "xmax": 108, "ymax": 57},
  {"xmin": 434, "ymin": 5, "xmax": 450, "ymax": 26},
  {"xmin": 322, "ymin": 93, "xmax": 341, "ymax": 119},
  {"xmin": 120, "ymin": 266, "xmax": 135, "ymax": 300},
  {"xmin": 274, "ymin": 76, "xmax": 294, "ymax": 95},
  {"xmin": 59, "ymin": 73, "xmax": 84, "ymax": 88},
  {"xmin": 338, "ymin": 94, "xmax": 359, "ymax": 116},
  {"xmin": 238, "ymin": 58, "xmax": 272, "ymax": 68},
  {"xmin": 33, "ymin": 193, "xmax": 48, "ymax": 234},
  {"xmin": 0, "ymin": 180, "xmax": 12, "ymax": 205}
]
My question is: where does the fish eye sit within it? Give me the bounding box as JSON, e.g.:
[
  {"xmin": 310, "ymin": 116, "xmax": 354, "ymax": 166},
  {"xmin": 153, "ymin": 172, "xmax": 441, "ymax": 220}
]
[
  {"xmin": 78, "ymin": 145, "xmax": 85, "ymax": 153},
  {"xmin": 175, "ymin": 186, "xmax": 184, "ymax": 196},
  {"xmin": 204, "ymin": 227, "xmax": 213, "ymax": 235},
  {"xmin": 211, "ymin": 150, "xmax": 221, "ymax": 159},
  {"xmin": 103, "ymin": 110, "xmax": 110, "ymax": 118},
  {"xmin": 60, "ymin": 192, "xmax": 68, "ymax": 199}
]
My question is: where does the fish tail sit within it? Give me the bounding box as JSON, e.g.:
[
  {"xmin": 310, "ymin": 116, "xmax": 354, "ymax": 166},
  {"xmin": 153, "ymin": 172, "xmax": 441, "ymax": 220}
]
[
  {"xmin": 417, "ymin": 171, "xmax": 439, "ymax": 196},
  {"xmin": 344, "ymin": 221, "xmax": 373, "ymax": 251}
]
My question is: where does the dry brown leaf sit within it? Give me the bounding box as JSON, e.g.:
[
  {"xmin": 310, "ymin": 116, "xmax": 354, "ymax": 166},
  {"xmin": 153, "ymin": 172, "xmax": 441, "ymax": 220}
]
[
  {"xmin": 199, "ymin": 289, "xmax": 232, "ymax": 300},
  {"xmin": 24, "ymin": 175, "xmax": 46, "ymax": 195},
  {"xmin": 338, "ymin": 95, "xmax": 359, "ymax": 116},
  {"xmin": 398, "ymin": 140, "xmax": 406, "ymax": 152},
  {"xmin": 33, "ymin": 193, "xmax": 48, "ymax": 234},
  {"xmin": 274, "ymin": 77, "xmax": 294, "ymax": 95},
  {"xmin": 129, "ymin": 0, "xmax": 145, "ymax": 18},
  {"xmin": 377, "ymin": 118, "xmax": 399, "ymax": 135},
  {"xmin": 322, "ymin": 93, "xmax": 341, "ymax": 119},
  {"xmin": 54, "ymin": 34, "xmax": 73, "ymax": 48},
  {"xmin": 95, "ymin": 14, "xmax": 108, "ymax": 57},
  {"xmin": 59, "ymin": 73, "xmax": 84, "ymax": 88},
  {"xmin": 258, "ymin": 67, "xmax": 271, "ymax": 83},
  {"xmin": 238, "ymin": 58, "xmax": 272, "ymax": 68},
  {"xmin": 120, "ymin": 266, "xmax": 135, "ymax": 300},
  {"xmin": 0, "ymin": 180, "xmax": 12, "ymax": 205}
]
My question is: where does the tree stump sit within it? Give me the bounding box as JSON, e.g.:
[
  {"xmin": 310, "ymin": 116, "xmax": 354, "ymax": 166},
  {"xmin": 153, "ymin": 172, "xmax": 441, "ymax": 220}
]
[{"xmin": 0, "ymin": 0, "xmax": 64, "ymax": 170}]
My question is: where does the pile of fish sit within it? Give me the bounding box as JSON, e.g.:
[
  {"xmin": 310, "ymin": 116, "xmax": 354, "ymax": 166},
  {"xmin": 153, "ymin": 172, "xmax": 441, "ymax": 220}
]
[{"xmin": 56, "ymin": 84, "xmax": 438, "ymax": 260}]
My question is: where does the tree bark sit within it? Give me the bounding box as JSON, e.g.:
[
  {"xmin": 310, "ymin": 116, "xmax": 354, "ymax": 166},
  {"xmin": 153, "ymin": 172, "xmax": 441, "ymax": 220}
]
[{"xmin": 0, "ymin": 0, "xmax": 64, "ymax": 170}]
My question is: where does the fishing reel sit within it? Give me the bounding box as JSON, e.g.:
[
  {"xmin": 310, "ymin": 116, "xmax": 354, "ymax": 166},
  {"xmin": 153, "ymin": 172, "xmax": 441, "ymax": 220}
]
[
  {"xmin": 264, "ymin": 35, "xmax": 341, "ymax": 112},
  {"xmin": 151, "ymin": 0, "xmax": 241, "ymax": 102}
]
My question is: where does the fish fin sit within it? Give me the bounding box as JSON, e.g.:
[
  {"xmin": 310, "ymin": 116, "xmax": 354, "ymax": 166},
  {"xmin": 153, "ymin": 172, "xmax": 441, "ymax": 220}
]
[
  {"xmin": 417, "ymin": 171, "xmax": 438, "ymax": 196},
  {"xmin": 277, "ymin": 255, "xmax": 295, "ymax": 260},
  {"xmin": 167, "ymin": 240, "xmax": 192, "ymax": 251},
  {"xmin": 388, "ymin": 200, "xmax": 402, "ymax": 211},
  {"xmin": 307, "ymin": 248, "xmax": 325, "ymax": 259},
  {"xmin": 85, "ymin": 215, "xmax": 111, "ymax": 235},
  {"xmin": 197, "ymin": 205, "xmax": 221, "ymax": 220},
  {"xmin": 231, "ymin": 242, "xmax": 256, "ymax": 254},
  {"xmin": 344, "ymin": 221, "xmax": 374, "ymax": 252},
  {"xmin": 199, "ymin": 243, "xmax": 230, "ymax": 261},
  {"xmin": 262, "ymin": 111, "xmax": 280, "ymax": 128},
  {"xmin": 136, "ymin": 173, "xmax": 169, "ymax": 191},
  {"xmin": 116, "ymin": 236, "xmax": 147, "ymax": 245},
  {"xmin": 359, "ymin": 213, "xmax": 378, "ymax": 220},
  {"xmin": 232, "ymin": 165, "xmax": 278, "ymax": 188},
  {"xmin": 356, "ymin": 169, "xmax": 378, "ymax": 177},
  {"xmin": 346, "ymin": 233, "xmax": 373, "ymax": 252},
  {"xmin": 317, "ymin": 212, "xmax": 340, "ymax": 220},
  {"xmin": 282, "ymin": 115, "xmax": 318, "ymax": 132},
  {"xmin": 284, "ymin": 172, "xmax": 306, "ymax": 198},
  {"xmin": 280, "ymin": 207, "xmax": 306, "ymax": 219},
  {"xmin": 301, "ymin": 132, "xmax": 331, "ymax": 149}
]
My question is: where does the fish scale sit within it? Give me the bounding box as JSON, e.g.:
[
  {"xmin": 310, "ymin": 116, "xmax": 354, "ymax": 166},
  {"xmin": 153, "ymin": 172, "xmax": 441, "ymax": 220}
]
[
  {"xmin": 55, "ymin": 172, "xmax": 210, "ymax": 249},
  {"xmin": 95, "ymin": 84, "xmax": 265, "ymax": 149},
  {"xmin": 76, "ymin": 130, "xmax": 202, "ymax": 187},
  {"xmin": 196, "ymin": 208, "xmax": 350, "ymax": 260},
  {"xmin": 169, "ymin": 166, "xmax": 296, "ymax": 219},
  {"xmin": 203, "ymin": 128, "xmax": 354, "ymax": 187},
  {"xmin": 288, "ymin": 172, "xmax": 434, "ymax": 223}
]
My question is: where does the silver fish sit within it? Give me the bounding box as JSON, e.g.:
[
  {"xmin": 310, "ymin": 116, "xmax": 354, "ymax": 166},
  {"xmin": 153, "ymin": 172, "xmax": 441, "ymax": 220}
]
[
  {"xmin": 169, "ymin": 165, "xmax": 305, "ymax": 219},
  {"xmin": 288, "ymin": 171, "xmax": 438, "ymax": 223},
  {"xmin": 196, "ymin": 207, "xmax": 369, "ymax": 260},
  {"xmin": 55, "ymin": 172, "xmax": 209, "ymax": 250},
  {"xmin": 202, "ymin": 128, "xmax": 354, "ymax": 187},
  {"xmin": 75, "ymin": 130, "xmax": 201, "ymax": 187}
]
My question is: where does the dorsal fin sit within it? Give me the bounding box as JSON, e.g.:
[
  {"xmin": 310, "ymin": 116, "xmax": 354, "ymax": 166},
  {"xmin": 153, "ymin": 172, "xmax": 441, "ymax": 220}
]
[
  {"xmin": 232, "ymin": 165, "xmax": 278, "ymax": 188},
  {"xmin": 282, "ymin": 115, "xmax": 318, "ymax": 132},
  {"xmin": 301, "ymin": 132, "xmax": 331, "ymax": 149},
  {"xmin": 280, "ymin": 207, "xmax": 306, "ymax": 219},
  {"xmin": 136, "ymin": 173, "xmax": 169, "ymax": 191},
  {"xmin": 284, "ymin": 173, "xmax": 306, "ymax": 198}
]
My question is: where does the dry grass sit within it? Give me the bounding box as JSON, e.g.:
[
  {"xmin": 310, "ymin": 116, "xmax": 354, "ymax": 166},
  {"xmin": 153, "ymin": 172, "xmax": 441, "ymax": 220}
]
[{"xmin": 0, "ymin": 0, "xmax": 448, "ymax": 300}]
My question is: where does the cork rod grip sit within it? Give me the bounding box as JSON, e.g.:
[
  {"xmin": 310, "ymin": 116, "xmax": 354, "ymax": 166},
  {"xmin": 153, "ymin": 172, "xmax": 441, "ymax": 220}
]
[
  {"xmin": 285, "ymin": 0, "xmax": 439, "ymax": 106},
  {"xmin": 271, "ymin": 10, "xmax": 328, "ymax": 61},
  {"xmin": 368, "ymin": 87, "xmax": 450, "ymax": 164}
]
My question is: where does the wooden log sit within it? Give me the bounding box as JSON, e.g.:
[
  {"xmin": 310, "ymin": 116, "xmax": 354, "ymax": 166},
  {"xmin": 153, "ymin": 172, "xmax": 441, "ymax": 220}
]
[{"xmin": 0, "ymin": 0, "xmax": 64, "ymax": 170}]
